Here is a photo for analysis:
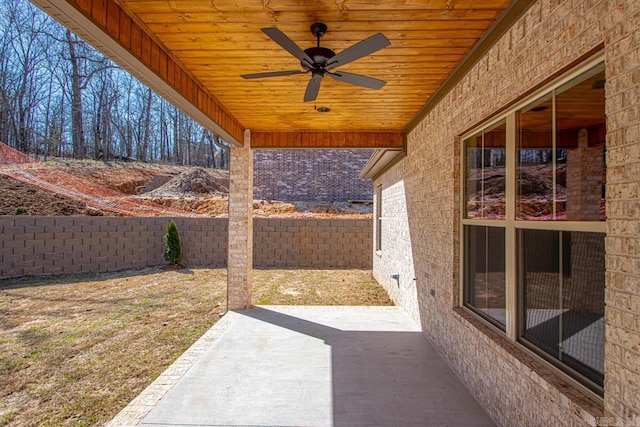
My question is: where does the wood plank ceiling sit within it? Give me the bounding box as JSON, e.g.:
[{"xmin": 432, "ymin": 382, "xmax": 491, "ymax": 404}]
[{"xmin": 35, "ymin": 0, "xmax": 514, "ymax": 148}]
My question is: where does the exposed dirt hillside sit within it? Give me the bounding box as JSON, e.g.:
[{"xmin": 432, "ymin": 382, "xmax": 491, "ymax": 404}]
[
  {"xmin": 0, "ymin": 176, "xmax": 88, "ymax": 216},
  {"xmin": 0, "ymin": 146, "xmax": 372, "ymax": 218}
]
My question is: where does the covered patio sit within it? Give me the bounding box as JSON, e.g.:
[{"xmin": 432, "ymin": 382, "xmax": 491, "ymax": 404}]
[
  {"xmin": 108, "ymin": 306, "xmax": 494, "ymax": 426},
  {"xmin": 28, "ymin": 0, "xmax": 524, "ymax": 309},
  {"xmin": 25, "ymin": 0, "xmax": 640, "ymax": 425}
]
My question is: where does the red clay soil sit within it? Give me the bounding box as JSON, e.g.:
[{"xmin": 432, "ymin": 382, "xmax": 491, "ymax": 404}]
[
  {"xmin": 0, "ymin": 143, "xmax": 36, "ymax": 165},
  {"xmin": 63, "ymin": 166, "xmax": 161, "ymax": 194},
  {"xmin": 1, "ymin": 167, "xmax": 198, "ymax": 217},
  {"xmin": 0, "ymin": 144, "xmax": 196, "ymax": 217}
]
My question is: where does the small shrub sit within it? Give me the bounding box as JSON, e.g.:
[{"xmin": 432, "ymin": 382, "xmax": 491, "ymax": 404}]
[
  {"xmin": 15, "ymin": 207, "xmax": 27, "ymax": 215},
  {"xmin": 163, "ymin": 220, "xmax": 182, "ymax": 265}
]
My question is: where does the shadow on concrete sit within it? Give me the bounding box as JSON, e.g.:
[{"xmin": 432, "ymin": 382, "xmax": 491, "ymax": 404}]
[
  {"xmin": 243, "ymin": 307, "xmax": 494, "ymax": 427},
  {"xmin": 141, "ymin": 306, "xmax": 494, "ymax": 426}
]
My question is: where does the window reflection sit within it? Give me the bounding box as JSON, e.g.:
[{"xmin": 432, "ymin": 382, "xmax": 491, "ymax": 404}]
[
  {"xmin": 517, "ymin": 66, "xmax": 606, "ymax": 221},
  {"xmin": 465, "ymin": 120, "xmax": 506, "ymax": 219}
]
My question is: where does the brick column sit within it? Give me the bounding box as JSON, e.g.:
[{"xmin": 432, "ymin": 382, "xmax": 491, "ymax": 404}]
[{"xmin": 227, "ymin": 129, "xmax": 253, "ymax": 310}]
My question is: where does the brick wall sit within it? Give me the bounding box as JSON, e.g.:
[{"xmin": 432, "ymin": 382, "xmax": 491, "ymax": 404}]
[
  {"xmin": 0, "ymin": 216, "xmax": 228, "ymax": 277},
  {"xmin": 254, "ymin": 218, "xmax": 372, "ymax": 268},
  {"xmin": 0, "ymin": 217, "xmax": 371, "ymax": 278},
  {"xmin": 373, "ymin": 0, "xmax": 639, "ymax": 425},
  {"xmin": 601, "ymin": 0, "xmax": 640, "ymax": 419},
  {"xmin": 253, "ymin": 149, "xmax": 374, "ymax": 202},
  {"xmin": 373, "ymin": 182, "xmax": 419, "ymax": 320}
]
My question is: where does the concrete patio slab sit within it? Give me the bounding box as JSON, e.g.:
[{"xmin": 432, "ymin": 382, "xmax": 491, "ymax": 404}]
[{"xmin": 109, "ymin": 306, "xmax": 495, "ymax": 427}]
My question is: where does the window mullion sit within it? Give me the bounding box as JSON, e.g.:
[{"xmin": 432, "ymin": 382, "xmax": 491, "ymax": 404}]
[
  {"xmin": 505, "ymin": 112, "xmax": 517, "ymax": 341},
  {"xmin": 552, "ymin": 90, "xmax": 557, "ymax": 219}
]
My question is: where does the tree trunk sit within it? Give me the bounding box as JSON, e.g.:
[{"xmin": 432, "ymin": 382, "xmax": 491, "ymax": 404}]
[
  {"xmin": 94, "ymin": 89, "xmax": 103, "ymax": 159},
  {"xmin": 139, "ymin": 87, "xmax": 152, "ymax": 162},
  {"xmin": 66, "ymin": 30, "xmax": 85, "ymax": 159}
]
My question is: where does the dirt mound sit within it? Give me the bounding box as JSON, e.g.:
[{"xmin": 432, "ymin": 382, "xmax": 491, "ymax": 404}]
[
  {"xmin": 0, "ymin": 143, "xmax": 36, "ymax": 165},
  {"xmin": 64, "ymin": 167, "xmax": 160, "ymax": 194},
  {"xmin": 147, "ymin": 167, "xmax": 228, "ymax": 198}
]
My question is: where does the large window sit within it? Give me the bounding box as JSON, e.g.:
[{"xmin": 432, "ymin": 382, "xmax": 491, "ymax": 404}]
[{"xmin": 461, "ymin": 59, "xmax": 606, "ymax": 394}]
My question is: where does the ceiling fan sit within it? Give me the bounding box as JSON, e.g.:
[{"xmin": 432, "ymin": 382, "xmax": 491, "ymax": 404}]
[{"xmin": 241, "ymin": 23, "xmax": 390, "ymax": 103}]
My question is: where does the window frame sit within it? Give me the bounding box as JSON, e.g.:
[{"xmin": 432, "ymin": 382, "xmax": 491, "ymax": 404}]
[
  {"xmin": 458, "ymin": 53, "xmax": 606, "ymax": 397},
  {"xmin": 375, "ymin": 184, "xmax": 383, "ymax": 253}
]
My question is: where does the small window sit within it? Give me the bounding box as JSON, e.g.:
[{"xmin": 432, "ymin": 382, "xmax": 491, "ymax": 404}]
[
  {"xmin": 517, "ymin": 66, "xmax": 606, "ymax": 221},
  {"xmin": 375, "ymin": 185, "xmax": 382, "ymax": 252}
]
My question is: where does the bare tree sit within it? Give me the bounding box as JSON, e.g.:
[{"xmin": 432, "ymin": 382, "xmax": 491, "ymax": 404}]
[
  {"xmin": 0, "ymin": 0, "xmax": 231, "ymax": 169},
  {"xmin": 0, "ymin": 0, "xmax": 53, "ymax": 154},
  {"xmin": 137, "ymin": 87, "xmax": 152, "ymax": 162},
  {"xmin": 89, "ymin": 70, "xmax": 119, "ymax": 159},
  {"xmin": 63, "ymin": 29, "xmax": 114, "ymax": 159},
  {"xmin": 207, "ymin": 132, "xmax": 230, "ymax": 169}
]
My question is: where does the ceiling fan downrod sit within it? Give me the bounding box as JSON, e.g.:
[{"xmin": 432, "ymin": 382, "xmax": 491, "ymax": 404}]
[{"xmin": 310, "ymin": 22, "xmax": 327, "ymax": 47}]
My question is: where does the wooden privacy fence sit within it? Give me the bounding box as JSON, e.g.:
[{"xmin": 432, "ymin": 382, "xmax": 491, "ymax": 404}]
[{"xmin": 0, "ymin": 217, "xmax": 372, "ymax": 279}]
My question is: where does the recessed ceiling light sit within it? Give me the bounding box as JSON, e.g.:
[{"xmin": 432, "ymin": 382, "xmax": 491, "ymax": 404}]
[{"xmin": 317, "ymin": 106, "xmax": 331, "ymax": 113}]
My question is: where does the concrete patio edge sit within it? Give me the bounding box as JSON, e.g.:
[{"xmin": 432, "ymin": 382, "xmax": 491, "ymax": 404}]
[
  {"xmin": 105, "ymin": 306, "xmax": 404, "ymax": 426},
  {"xmin": 105, "ymin": 311, "xmax": 239, "ymax": 427}
]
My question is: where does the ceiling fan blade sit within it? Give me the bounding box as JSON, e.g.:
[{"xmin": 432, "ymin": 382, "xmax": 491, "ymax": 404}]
[
  {"xmin": 304, "ymin": 75, "xmax": 323, "ymax": 102},
  {"xmin": 325, "ymin": 33, "xmax": 390, "ymax": 71},
  {"xmin": 328, "ymin": 71, "xmax": 386, "ymax": 90},
  {"xmin": 241, "ymin": 70, "xmax": 305, "ymax": 79},
  {"xmin": 262, "ymin": 27, "xmax": 313, "ymax": 65}
]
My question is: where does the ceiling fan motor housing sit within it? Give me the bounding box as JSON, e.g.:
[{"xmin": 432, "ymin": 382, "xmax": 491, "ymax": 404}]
[{"xmin": 302, "ymin": 47, "xmax": 336, "ymax": 69}]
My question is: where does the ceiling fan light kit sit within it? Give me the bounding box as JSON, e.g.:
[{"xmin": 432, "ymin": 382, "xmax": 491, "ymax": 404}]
[{"xmin": 240, "ymin": 23, "xmax": 390, "ymax": 103}]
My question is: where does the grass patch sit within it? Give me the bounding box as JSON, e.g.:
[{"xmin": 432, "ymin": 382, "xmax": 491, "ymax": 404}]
[
  {"xmin": 0, "ymin": 267, "xmax": 391, "ymax": 426},
  {"xmin": 0, "ymin": 267, "xmax": 227, "ymax": 426},
  {"xmin": 252, "ymin": 268, "xmax": 393, "ymax": 306}
]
